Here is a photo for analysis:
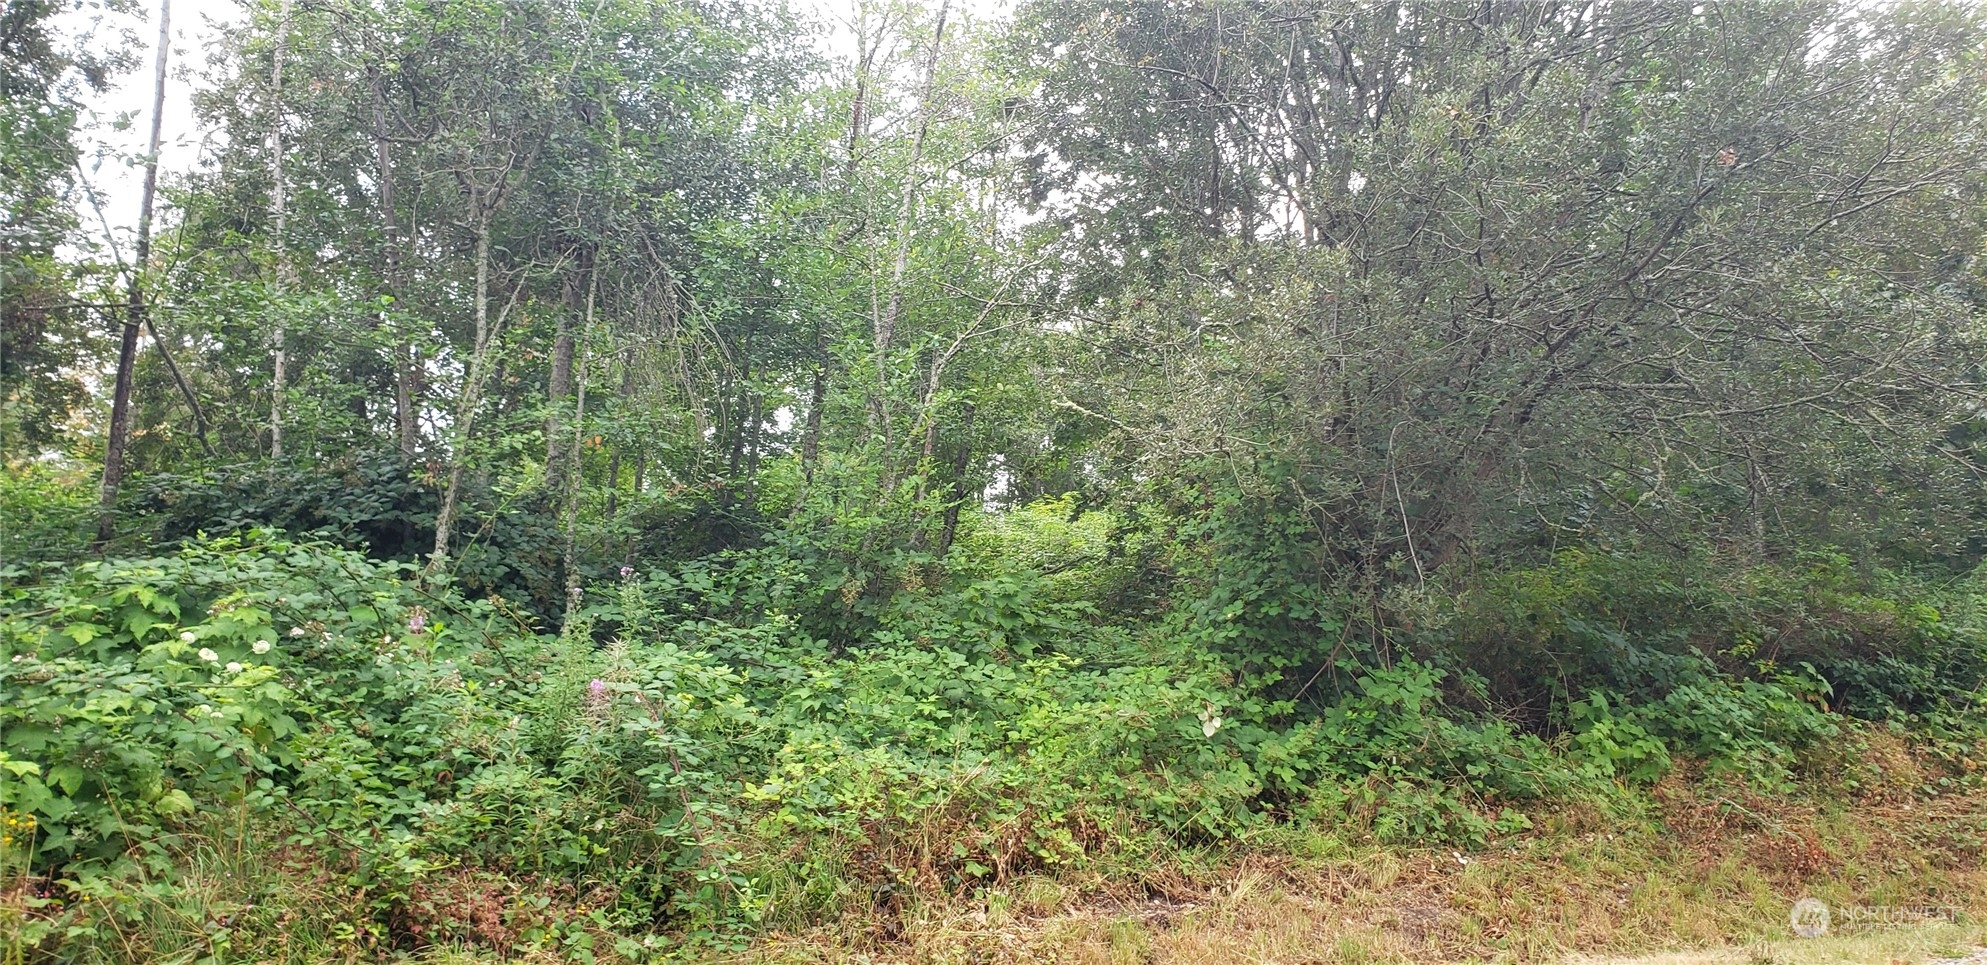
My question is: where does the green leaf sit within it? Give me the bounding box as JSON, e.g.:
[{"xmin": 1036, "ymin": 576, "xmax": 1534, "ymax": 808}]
[
  {"xmin": 46, "ymin": 763, "xmax": 84, "ymax": 796},
  {"xmin": 155, "ymin": 789, "xmax": 196, "ymax": 817}
]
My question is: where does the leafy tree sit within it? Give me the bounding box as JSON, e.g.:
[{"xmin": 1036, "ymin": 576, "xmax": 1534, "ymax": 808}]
[
  {"xmin": 0, "ymin": 0, "xmax": 132, "ymax": 457},
  {"xmin": 1010, "ymin": 0, "xmax": 1987, "ymax": 579}
]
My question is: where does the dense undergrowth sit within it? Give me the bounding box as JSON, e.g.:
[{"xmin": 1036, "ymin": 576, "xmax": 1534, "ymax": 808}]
[
  {"xmin": 4, "ymin": 479, "xmax": 1985, "ymax": 963},
  {"xmin": 11, "ymin": 0, "xmax": 1987, "ymax": 960}
]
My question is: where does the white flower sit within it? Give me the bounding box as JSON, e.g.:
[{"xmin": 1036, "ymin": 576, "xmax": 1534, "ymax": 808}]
[
  {"xmin": 253, "ymin": 640, "xmax": 272, "ymax": 654},
  {"xmin": 180, "ymin": 631, "xmax": 197, "ymax": 644},
  {"xmin": 198, "ymin": 648, "xmax": 219, "ymax": 663},
  {"xmin": 289, "ymin": 627, "xmax": 305, "ymax": 638},
  {"xmin": 225, "ymin": 662, "xmax": 244, "ymax": 674}
]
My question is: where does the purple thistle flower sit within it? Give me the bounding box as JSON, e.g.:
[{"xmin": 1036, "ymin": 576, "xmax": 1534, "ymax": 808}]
[{"xmin": 584, "ymin": 678, "xmax": 611, "ymax": 719}]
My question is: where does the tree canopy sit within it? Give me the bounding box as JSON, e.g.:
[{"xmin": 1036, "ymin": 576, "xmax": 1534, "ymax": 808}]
[{"xmin": 6, "ymin": 1, "xmax": 1987, "ymax": 960}]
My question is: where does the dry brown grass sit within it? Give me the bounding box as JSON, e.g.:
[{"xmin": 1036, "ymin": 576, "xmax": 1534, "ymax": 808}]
[{"xmin": 715, "ymin": 771, "xmax": 1987, "ymax": 965}]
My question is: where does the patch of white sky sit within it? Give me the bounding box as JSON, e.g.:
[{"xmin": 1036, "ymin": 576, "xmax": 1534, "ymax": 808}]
[
  {"xmin": 60, "ymin": 0, "xmax": 1013, "ymax": 260},
  {"xmin": 56, "ymin": 0, "xmax": 238, "ymax": 261}
]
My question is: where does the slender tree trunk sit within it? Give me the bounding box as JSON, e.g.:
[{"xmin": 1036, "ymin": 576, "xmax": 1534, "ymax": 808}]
[
  {"xmin": 604, "ymin": 447, "xmax": 620, "ymax": 519},
  {"xmin": 267, "ymin": 0, "xmax": 292, "ymax": 457},
  {"xmin": 937, "ymin": 401, "xmax": 976, "ymax": 556},
  {"xmin": 867, "ymin": 2, "xmax": 948, "ymax": 506},
  {"xmin": 623, "ymin": 455, "xmax": 644, "ymax": 566},
  {"xmin": 373, "ymin": 64, "xmax": 418, "ymax": 461},
  {"xmin": 97, "ymin": 325, "xmax": 142, "ymax": 547},
  {"xmin": 873, "ymin": 0, "xmax": 948, "ymax": 382},
  {"xmin": 559, "ymin": 264, "xmax": 595, "ymax": 619},
  {"xmin": 801, "ymin": 355, "xmax": 826, "ymax": 483},
  {"xmin": 96, "ymin": 0, "xmax": 171, "ymax": 549},
  {"xmin": 430, "ymin": 214, "xmax": 493, "ymax": 571},
  {"xmin": 545, "ymin": 244, "xmax": 585, "ymax": 477},
  {"xmin": 723, "ymin": 322, "xmax": 757, "ymax": 506},
  {"xmin": 604, "ymin": 344, "xmax": 635, "ymax": 520},
  {"xmin": 546, "ymin": 284, "xmax": 576, "ymax": 465},
  {"xmin": 144, "ymin": 317, "xmax": 213, "ymax": 456},
  {"xmin": 741, "ymin": 391, "xmax": 764, "ymax": 510}
]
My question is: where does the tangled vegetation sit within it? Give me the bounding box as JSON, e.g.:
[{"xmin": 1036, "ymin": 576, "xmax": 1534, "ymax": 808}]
[{"xmin": 5, "ymin": 0, "xmax": 1987, "ymax": 962}]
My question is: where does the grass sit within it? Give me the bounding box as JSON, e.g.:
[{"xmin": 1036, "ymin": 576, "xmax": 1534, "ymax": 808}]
[
  {"xmin": 710, "ymin": 758, "xmax": 1987, "ymax": 965},
  {"xmin": 9, "ymin": 736, "xmax": 1985, "ymax": 964}
]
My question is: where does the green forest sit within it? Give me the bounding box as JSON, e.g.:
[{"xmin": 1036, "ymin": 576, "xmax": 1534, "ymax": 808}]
[{"xmin": 5, "ymin": 0, "xmax": 1987, "ymax": 961}]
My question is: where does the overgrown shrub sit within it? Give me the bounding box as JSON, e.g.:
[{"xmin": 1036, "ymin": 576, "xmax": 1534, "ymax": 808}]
[
  {"xmin": 133, "ymin": 452, "xmax": 569, "ymax": 619},
  {"xmin": 1, "ymin": 536, "xmax": 581, "ymax": 955},
  {"xmin": 1254, "ymin": 660, "xmax": 1562, "ymax": 845},
  {"xmin": 9, "ymin": 522, "xmax": 1982, "ymax": 962},
  {"xmin": 1433, "ymin": 549, "xmax": 1987, "ymax": 727}
]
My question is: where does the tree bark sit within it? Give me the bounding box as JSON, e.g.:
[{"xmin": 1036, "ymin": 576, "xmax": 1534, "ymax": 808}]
[
  {"xmin": 801, "ymin": 329, "xmax": 827, "ymax": 485},
  {"xmin": 545, "ymin": 243, "xmax": 587, "ymax": 477},
  {"xmin": 604, "ymin": 447, "xmax": 620, "ymax": 519},
  {"xmin": 144, "ymin": 316, "xmax": 213, "ymax": 456},
  {"xmin": 559, "ymin": 264, "xmax": 594, "ymax": 620},
  {"xmin": 96, "ymin": 0, "xmax": 171, "ymax": 549},
  {"xmin": 869, "ymin": 0, "xmax": 948, "ymax": 472},
  {"xmin": 372, "ymin": 63, "xmax": 418, "ymax": 461},
  {"xmin": 430, "ymin": 214, "xmax": 494, "ymax": 571},
  {"xmin": 604, "ymin": 343, "xmax": 636, "ymax": 520},
  {"xmin": 874, "ymin": 0, "xmax": 947, "ymax": 374},
  {"xmin": 937, "ymin": 401, "xmax": 976, "ymax": 556},
  {"xmin": 267, "ymin": 0, "xmax": 292, "ymax": 457}
]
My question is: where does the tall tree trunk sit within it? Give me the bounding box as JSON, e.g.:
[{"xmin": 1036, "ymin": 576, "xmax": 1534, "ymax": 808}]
[
  {"xmin": 545, "ymin": 244, "xmax": 586, "ymax": 479},
  {"xmin": 723, "ymin": 321, "xmax": 758, "ymax": 506},
  {"xmin": 937, "ymin": 401, "xmax": 976, "ymax": 556},
  {"xmin": 800, "ymin": 318, "xmax": 827, "ymax": 486},
  {"xmin": 96, "ymin": 0, "xmax": 171, "ymax": 549},
  {"xmin": 741, "ymin": 392, "xmax": 764, "ymax": 510},
  {"xmin": 604, "ymin": 447, "xmax": 620, "ymax": 519},
  {"xmin": 372, "ymin": 64, "xmax": 418, "ymax": 461},
  {"xmin": 559, "ymin": 264, "xmax": 595, "ymax": 620},
  {"xmin": 623, "ymin": 455, "xmax": 644, "ymax": 567},
  {"xmin": 430, "ymin": 214, "xmax": 493, "ymax": 571},
  {"xmin": 267, "ymin": 0, "xmax": 292, "ymax": 457},
  {"xmin": 604, "ymin": 344, "xmax": 636, "ymax": 520},
  {"xmin": 873, "ymin": 0, "xmax": 948, "ymax": 386},
  {"xmin": 867, "ymin": 1, "xmax": 948, "ymax": 483}
]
